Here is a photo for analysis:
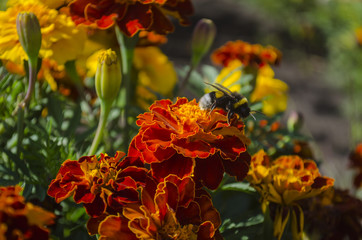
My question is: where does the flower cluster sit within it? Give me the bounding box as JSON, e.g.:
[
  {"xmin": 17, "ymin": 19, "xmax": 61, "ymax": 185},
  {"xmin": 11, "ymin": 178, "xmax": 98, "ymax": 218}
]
[
  {"xmin": 0, "ymin": 186, "xmax": 55, "ymax": 240},
  {"xmin": 211, "ymin": 40, "xmax": 282, "ymax": 68},
  {"xmin": 69, "ymin": 0, "xmax": 194, "ymax": 37},
  {"xmin": 47, "ymin": 97, "xmax": 256, "ymax": 239},
  {"xmin": 246, "ymin": 150, "xmax": 334, "ymax": 240}
]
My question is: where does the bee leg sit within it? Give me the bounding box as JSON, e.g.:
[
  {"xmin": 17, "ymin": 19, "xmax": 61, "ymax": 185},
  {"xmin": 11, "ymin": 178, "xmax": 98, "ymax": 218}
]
[
  {"xmin": 208, "ymin": 102, "xmax": 217, "ymax": 117},
  {"xmin": 227, "ymin": 109, "xmax": 233, "ymax": 125}
]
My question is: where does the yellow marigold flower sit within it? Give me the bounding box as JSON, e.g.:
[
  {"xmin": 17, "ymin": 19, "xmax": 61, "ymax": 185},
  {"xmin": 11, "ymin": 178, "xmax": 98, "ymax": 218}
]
[
  {"xmin": 0, "ymin": 0, "xmax": 86, "ymax": 91},
  {"xmin": 0, "ymin": 0, "xmax": 85, "ymax": 64},
  {"xmin": 133, "ymin": 46, "xmax": 177, "ymax": 109},
  {"xmin": 247, "ymin": 150, "xmax": 334, "ymax": 240},
  {"xmin": 213, "ymin": 60, "xmax": 242, "ymax": 93},
  {"xmin": 250, "ymin": 64, "xmax": 288, "ymax": 116}
]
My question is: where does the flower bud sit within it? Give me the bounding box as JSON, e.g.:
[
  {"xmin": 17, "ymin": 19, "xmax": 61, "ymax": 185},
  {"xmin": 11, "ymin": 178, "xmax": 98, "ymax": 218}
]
[
  {"xmin": 95, "ymin": 49, "xmax": 122, "ymax": 104},
  {"xmin": 287, "ymin": 111, "xmax": 304, "ymax": 132},
  {"xmin": 191, "ymin": 18, "xmax": 216, "ymax": 67},
  {"xmin": 16, "ymin": 12, "xmax": 42, "ymax": 63}
]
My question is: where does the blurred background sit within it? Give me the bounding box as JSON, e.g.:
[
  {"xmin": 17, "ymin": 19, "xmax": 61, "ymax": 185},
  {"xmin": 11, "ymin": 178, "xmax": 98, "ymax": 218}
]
[{"xmin": 162, "ymin": 0, "xmax": 362, "ymax": 189}]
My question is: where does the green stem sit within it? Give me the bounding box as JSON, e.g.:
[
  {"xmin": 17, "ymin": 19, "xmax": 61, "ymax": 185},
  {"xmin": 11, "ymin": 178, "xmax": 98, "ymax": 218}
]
[
  {"xmin": 21, "ymin": 58, "xmax": 37, "ymax": 108},
  {"xmin": 16, "ymin": 106, "xmax": 25, "ymax": 158},
  {"xmin": 16, "ymin": 58, "xmax": 38, "ymax": 158},
  {"xmin": 115, "ymin": 26, "xmax": 137, "ymax": 147},
  {"xmin": 88, "ymin": 101, "xmax": 111, "ymax": 155},
  {"xmin": 262, "ymin": 204, "xmax": 275, "ymax": 239}
]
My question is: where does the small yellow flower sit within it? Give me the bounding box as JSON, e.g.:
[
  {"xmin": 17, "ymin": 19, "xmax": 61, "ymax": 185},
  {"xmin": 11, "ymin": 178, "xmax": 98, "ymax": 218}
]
[
  {"xmin": 133, "ymin": 46, "xmax": 177, "ymax": 109},
  {"xmin": 250, "ymin": 64, "xmax": 288, "ymax": 116}
]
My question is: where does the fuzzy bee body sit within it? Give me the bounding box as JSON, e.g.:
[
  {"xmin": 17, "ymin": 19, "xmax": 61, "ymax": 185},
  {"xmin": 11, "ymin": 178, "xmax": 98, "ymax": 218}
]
[{"xmin": 199, "ymin": 83, "xmax": 251, "ymax": 121}]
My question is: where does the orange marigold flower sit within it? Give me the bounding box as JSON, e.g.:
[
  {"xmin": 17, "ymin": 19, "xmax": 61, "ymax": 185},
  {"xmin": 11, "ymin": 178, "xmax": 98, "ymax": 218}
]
[
  {"xmin": 129, "ymin": 98, "xmax": 251, "ymax": 190},
  {"xmin": 0, "ymin": 186, "xmax": 55, "ymax": 240},
  {"xmin": 349, "ymin": 143, "xmax": 362, "ymax": 188},
  {"xmin": 211, "ymin": 40, "xmax": 282, "ymax": 68},
  {"xmin": 114, "ymin": 174, "xmax": 222, "ymax": 240},
  {"xmin": 47, "ymin": 151, "xmax": 147, "ymax": 218},
  {"xmin": 69, "ymin": 0, "xmax": 194, "ymax": 37},
  {"xmin": 247, "ymin": 150, "xmax": 334, "ymax": 240}
]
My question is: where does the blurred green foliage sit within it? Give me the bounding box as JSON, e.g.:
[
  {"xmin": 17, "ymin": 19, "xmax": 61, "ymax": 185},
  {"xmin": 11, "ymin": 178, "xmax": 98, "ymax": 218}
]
[{"xmin": 239, "ymin": 0, "xmax": 362, "ymax": 144}]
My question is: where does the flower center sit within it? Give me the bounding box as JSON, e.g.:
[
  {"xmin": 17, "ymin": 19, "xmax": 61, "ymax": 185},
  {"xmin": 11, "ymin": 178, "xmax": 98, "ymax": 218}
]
[
  {"xmin": 174, "ymin": 102, "xmax": 208, "ymax": 123},
  {"xmin": 158, "ymin": 211, "xmax": 198, "ymax": 240}
]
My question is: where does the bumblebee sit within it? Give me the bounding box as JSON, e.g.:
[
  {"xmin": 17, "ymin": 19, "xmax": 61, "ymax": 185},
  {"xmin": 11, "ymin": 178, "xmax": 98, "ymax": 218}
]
[{"xmin": 199, "ymin": 82, "xmax": 255, "ymax": 122}]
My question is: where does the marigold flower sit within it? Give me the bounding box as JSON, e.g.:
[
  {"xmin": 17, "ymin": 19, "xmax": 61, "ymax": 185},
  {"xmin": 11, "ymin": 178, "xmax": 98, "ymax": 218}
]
[
  {"xmin": 0, "ymin": 185, "xmax": 55, "ymax": 240},
  {"xmin": 0, "ymin": 0, "xmax": 86, "ymax": 91},
  {"xmin": 211, "ymin": 40, "xmax": 282, "ymax": 68},
  {"xmin": 115, "ymin": 175, "xmax": 222, "ymax": 240},
  {"xmin": 0, "ymin": 0, "xmax": 85, "ymax": 65},
  {"xmin": 250, "ymin": 64, "xmax": 288, "ymax": 116},
  {"xmin": 47, "ymin": 151, "xmax": 147, "ymax": 218},
  {"xmin": 301, "ymin": 188, "xmax": 362, "ymax": 240},
  {"xmin": 129, "ymin": 98, "xmax": 251, "ymax": 190},
  {"xmin": 247, "ymin": 150, "xmax": 334, "ymax": 240},
  {"xmin": 69, "ymin": 0, "xmax": 194, "ymax": 37},
  {"xmin": 133, "ymin": 46, "xmax": 177, "ymax": 109},
  {"xmin": 349, "ymin": 143, "xmax": 362, "ymax": 188}
]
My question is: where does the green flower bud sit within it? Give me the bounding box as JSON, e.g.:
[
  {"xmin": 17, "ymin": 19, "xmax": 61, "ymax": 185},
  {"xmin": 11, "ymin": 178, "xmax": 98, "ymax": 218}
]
[
  {"xmin": 95, "ymin": 49, "xmax": 122, "ymax": 104},
  {"xmin": 191, "ymin": 18, "xmax": 216, "ymax": 67},
  {"xmin": 287, "ymin": 111, "xmax": 304, "ymax": 133},
  {"xmin": 16, "ymin": 12, "xmax": 42, "ymax": 63}
]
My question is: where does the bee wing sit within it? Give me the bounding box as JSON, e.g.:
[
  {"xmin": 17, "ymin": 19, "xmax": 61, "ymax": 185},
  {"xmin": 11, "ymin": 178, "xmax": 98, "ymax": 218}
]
[{"xmin": 204, "ymin": 82, "xmax": 236, "ymax": 99}]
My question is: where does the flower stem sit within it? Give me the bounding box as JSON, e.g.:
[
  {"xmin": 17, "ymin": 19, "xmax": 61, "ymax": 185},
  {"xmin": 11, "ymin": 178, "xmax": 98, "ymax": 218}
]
[
  {"xmin": 88, "ymin": 101, "xmax": 111, "ymax": 156},
  {"xmin": 17, "ymin": 58, "xmax": 38, "ymax": 157},
  {"xmin": 115, "ymin": 26, "xmax": 137, "ymax": 147},
  {"xmin": 16, "ymin": 106, "xmax": 25, "ymax": 157},
  {"xmin": 21, "ymin": 58, "xmax": 37, "ymax": 108}
]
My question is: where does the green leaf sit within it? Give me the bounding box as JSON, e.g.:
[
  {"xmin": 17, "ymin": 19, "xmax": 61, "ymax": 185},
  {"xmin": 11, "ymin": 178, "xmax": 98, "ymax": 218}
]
[
  {"xmin": 221, "ymin": 181, "xmax": 257, "ymax": 194},
  {"xmin": 64, "ymin": 104, "xmax": 81, "ymax": 137},
  {"xmin": 48, "ymin": 94, "xmax": 64, "ymax": 129},
  {"xmin": 3, "ymin": 149, "xmax": 30, "ymax": 178}
]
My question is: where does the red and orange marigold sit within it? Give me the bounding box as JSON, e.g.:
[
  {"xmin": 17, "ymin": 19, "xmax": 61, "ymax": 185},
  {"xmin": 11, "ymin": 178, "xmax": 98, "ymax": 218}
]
[
  {"xmin": 0, "ymin": 186, "xmax": 55, "ymax": 240},
  {"xmin": 128, "ymin": 98, "xmax": 251, "ymax": 190},
  {"xmin": 69, "ymin": 0, "xmax": 194, "ymax": 37},
  {"xmin": 211, "ymin": 40, "xmax": 282, "ymax": 68},
  {"xmin": 47, "ymin": 151, "xmax": 147, "ymax": 218},
  {"xmin": 99, "ymin": 174, "xmax": 222, "ymax": 240}
]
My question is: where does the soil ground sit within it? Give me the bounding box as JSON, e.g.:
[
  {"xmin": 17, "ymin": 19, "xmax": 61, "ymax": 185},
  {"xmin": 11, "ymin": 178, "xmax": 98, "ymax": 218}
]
[{"xmin": 162, "ymin": 0, "xmax": 354, "ymax": 188}]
